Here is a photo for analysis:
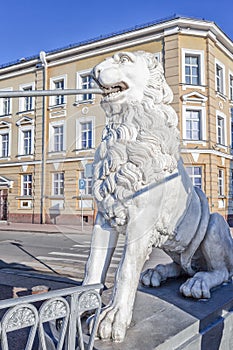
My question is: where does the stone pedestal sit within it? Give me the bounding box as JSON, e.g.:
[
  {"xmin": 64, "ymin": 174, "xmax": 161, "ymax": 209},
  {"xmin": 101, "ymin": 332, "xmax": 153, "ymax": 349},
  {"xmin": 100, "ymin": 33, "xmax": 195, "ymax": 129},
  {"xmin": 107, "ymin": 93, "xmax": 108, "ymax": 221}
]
[{"xmin": 91, "ymin": 277, "xmax": 233, "ymax": 350}]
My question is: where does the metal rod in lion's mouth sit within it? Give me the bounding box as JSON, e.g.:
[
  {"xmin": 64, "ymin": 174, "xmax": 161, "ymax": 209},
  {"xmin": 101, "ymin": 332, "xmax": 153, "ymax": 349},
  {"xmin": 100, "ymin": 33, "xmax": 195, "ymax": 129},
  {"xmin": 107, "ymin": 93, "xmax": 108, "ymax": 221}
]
[{"xmin": 0, "ymin": 88, "xmax": 103, "ymax": 98}]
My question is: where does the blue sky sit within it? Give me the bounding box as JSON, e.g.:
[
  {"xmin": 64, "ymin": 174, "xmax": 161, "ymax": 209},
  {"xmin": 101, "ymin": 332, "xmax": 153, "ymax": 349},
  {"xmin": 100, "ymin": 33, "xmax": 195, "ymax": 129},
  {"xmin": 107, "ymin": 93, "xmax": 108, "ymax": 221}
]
[{"xmin": 0, "ymin": 0, "xmax": 232, "ymax": 65}]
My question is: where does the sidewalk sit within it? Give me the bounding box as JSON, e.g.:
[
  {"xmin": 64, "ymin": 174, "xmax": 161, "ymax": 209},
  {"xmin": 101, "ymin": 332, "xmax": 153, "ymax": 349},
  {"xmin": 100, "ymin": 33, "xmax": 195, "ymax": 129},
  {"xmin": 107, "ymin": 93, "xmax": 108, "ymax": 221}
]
[{"xmin": 0, "ymin": 221, "xmax": 93, "ymax": 234}]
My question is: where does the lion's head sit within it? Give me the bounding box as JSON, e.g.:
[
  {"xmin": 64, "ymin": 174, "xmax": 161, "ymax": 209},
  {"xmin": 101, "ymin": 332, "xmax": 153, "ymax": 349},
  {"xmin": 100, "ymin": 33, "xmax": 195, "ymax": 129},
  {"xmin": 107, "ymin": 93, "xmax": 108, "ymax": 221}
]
[
  {"xmin": 92, "ymin": 51, "xmax": 180, "ymax": 229},
  {"xmin": 93, "ymin": 51, "xmax": 173, "ymax": 107}
]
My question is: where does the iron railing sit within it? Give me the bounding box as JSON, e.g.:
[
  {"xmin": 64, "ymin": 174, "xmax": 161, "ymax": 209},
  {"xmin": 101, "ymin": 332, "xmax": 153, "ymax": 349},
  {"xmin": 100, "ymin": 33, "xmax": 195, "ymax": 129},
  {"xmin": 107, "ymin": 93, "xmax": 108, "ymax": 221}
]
[{"xmin": 0, "ymin": 283, "xmax": 102, "ymax": 350}]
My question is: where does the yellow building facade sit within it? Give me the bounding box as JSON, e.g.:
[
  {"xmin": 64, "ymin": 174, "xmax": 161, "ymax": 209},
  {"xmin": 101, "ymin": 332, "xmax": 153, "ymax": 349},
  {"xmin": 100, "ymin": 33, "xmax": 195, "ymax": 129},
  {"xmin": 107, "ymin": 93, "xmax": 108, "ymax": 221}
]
[{"xmin": 0, "ymin": 16, "xmax": 233, "ymax": 225}]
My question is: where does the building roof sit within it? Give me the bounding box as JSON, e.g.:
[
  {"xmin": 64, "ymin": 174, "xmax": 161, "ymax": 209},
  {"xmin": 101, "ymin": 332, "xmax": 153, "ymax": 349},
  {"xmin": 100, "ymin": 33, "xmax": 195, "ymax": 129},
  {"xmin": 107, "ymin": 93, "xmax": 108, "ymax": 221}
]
[{"xmin": 0, "ymin": 15, "xmax": 232, "ymax": 71}]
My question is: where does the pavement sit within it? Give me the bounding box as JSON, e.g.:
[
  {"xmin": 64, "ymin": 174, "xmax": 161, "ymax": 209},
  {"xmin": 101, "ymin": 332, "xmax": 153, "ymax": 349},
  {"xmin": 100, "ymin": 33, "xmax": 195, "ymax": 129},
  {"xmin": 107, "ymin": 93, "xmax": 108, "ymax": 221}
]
[{"xmin": 0, "ymin": 221, "xmax": 93, "ymax": 234}]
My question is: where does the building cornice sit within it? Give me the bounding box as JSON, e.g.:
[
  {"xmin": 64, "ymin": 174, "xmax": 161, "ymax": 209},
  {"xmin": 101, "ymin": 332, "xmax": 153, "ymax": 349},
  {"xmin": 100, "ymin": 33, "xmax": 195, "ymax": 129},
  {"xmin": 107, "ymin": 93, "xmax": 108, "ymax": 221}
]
[
  {"xmin": 0, "ymin": 16, "xmax": 232, "ymax": 76},
  {"xmin": 181, "ymin": 148, "xmax": 233, "ymax": 160}
]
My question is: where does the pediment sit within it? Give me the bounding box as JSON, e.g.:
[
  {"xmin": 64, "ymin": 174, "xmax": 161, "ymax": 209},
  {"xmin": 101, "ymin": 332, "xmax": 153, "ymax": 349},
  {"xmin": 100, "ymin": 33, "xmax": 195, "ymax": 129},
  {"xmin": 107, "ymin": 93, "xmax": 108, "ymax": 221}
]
[
  {"xmin": 0, "ymin": 176, "xmax": 13, "ymax": 188},
  {"xmin": 16, "ymin": 116, "xmax": 33, "ymax": 126},
  {"xmin": 0, "ymin": 121, "xmax": 10, "ymax": 128},
  {"xmin": 182, "ymin": 91, "xmax": 208, "ymax": 103}
]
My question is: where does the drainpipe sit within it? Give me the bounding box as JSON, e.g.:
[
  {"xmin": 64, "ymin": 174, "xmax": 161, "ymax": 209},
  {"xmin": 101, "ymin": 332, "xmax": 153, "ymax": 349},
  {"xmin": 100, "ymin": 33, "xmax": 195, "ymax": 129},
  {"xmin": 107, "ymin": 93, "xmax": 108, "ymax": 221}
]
[{"xmin": 39, "ymin": 51, "xmax": 47, "ymax": 224}]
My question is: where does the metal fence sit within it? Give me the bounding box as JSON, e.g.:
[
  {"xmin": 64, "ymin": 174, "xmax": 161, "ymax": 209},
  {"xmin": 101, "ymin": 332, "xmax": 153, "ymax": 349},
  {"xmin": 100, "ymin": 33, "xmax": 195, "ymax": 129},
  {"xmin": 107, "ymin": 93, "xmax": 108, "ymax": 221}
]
[{"xmin": 0, "ymin": 283, "xmax": 102, "ymax": 350}]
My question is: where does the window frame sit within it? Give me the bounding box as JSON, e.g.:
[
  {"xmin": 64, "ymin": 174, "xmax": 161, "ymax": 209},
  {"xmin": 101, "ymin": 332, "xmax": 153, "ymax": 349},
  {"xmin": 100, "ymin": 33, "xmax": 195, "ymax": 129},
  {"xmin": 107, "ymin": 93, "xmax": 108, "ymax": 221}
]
[
  {"xmin": 49, "ymin": 75, "xmax": 67, "ymax": 107},
  {"xmin": 21, "ymin": 173, "xmax": 33, "ymax": 196},
  {"xmin": 76, "ymin": 116, "xmax": 95, "ymax": 150},
  {"xmin": 49, "ymin": 120, "xmax": 66, "ymax": 153},
  {"xmin": 0, "ymin": 122, "xmax": 11, "ymax": 158},
  {"xmin": 80, "ymin": 170, "xmax": 92, "ymax": 196},
  {"xmin": 0, "ymin": 88, "xmax": 12, "ymax": 116},
  {"xmin": 216, "ymin": 111, "xmax": 227, "ymax": 147},
  {"xmin": 19, "ymin": 83, "xmax": 35, "ymax": 112},
  {"xmin": 17, "ymin": 118, "xmax": 34, "ymax": 157},
  {"xmin": 182, "ymin": 49, "xmax": 205, "ymax": 89},
  {"xmin": 186, "ymin": 166, "xmax": 202, "ymax": 190},
  {"xmin": 229, "ymin": 72, "xmax": 233, "ymax": 101},
  {"xmin": 52, "ymin": 172, "xmax": 64, "ymax": 196},
  {"xmin": 76, "ymin": 70, "xmax": 95, "ymax": 104},
  {"xmin": 215, "ymin": 59, "xmax": 226, "ymax": 95},
  {"xmin": 182, "ymin": 105, "xmax": 206, "ymax": 144},
  {"xmin": 218, "ymin": 168, "xmax": 225, "ymax": 197}
]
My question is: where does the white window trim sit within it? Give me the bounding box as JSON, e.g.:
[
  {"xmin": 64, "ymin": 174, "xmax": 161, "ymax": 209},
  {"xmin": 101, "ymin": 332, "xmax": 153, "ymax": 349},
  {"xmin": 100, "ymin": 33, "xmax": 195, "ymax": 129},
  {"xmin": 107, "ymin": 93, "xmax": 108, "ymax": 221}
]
[
  {"xmin": 216, "ymin": 110, "xmax": 227, "ymax": 148},
  {"xmin": 181, "ymin": 49, "xmax": 205, "ymax": 91},
  {"xmin": 186, "ymin": 166, "xmax": 202, "ymax": 190},
  {"xmin": 182, "ymin": 105, "xmax": 206, "ymax": 145},
  {"xmin": 21, "ymin": 173, "xmax": 32, "ymax": 197},
  {"xmin": 0, "ymin": 87, "xmax": 12, "ymax": 116},
  {"xmin": 49, "ymin": 75, "xmax": 67, "ymax": 107},
  {"xmin": 215, "ymin": 59, "xmax": 226, "ymax": 96},
  {"xmin": 75, "ymin": 69, "xmax": 95, "ymax": 104},
  {"xmin": 229, "ymin": 70, "xmax": 233, "ymax": 101},
  {"xmin": 49, "ymin": 120, "xmax": 66, "ymax": 154},
  {"xmin": 218, "ymin": 168, "xmax": 225, "ymax": 197},
  {"xmin": 17, "ymin": 119, "xmax": 34, "ymax": 158},
  {"xmin": 0, "ymin": 122, "xmax": 11, "ymax": 159},
  {"xmin": 52, "ymin": 172, "xmax": 64, "ymax": 197},
  {"xmin": 19, "ymin": 83, "xmax": 35, "ymax": 113},
  {"xmin": 76, "ymin": 116, "xmax": 95, "ymax": 151}
]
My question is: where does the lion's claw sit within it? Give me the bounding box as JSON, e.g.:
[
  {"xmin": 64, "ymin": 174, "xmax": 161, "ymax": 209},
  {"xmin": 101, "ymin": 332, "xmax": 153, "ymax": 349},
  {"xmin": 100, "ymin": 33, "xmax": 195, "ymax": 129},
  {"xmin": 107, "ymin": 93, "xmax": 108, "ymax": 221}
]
[
  {"xmin": 90, "ymin": 305, "xmax": 130, "ymax": 342},
  {"xmin": 180, "ymin": 276, "xmax": 211, "ymax": 299},
  {"xmin": 141, "ymin": 267, "xmax": 162, "ymax": 287}
]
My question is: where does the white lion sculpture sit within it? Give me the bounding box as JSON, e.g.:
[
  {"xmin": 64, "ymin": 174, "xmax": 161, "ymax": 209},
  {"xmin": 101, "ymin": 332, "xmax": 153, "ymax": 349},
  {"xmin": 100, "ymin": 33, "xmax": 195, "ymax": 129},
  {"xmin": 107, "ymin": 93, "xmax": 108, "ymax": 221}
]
[{"xmin": 83, "ymin": 51, "xmax": 233, "ymax": 342}]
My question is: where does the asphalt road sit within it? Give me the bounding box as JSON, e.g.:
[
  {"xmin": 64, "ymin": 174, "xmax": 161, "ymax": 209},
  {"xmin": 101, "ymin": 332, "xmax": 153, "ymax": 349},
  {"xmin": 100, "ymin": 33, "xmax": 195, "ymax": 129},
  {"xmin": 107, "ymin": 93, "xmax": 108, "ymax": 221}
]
[{"xmin": 0, "ymin": 229, "xmax": 172, "ymax": 284}]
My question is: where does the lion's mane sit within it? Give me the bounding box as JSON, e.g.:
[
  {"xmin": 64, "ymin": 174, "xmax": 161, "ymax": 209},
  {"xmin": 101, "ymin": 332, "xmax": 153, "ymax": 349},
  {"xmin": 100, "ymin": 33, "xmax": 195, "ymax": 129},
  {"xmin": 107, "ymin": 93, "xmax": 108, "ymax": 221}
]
[{"xmin": 92, "ymin": 52, "xmax": 180, "ymax": 229}]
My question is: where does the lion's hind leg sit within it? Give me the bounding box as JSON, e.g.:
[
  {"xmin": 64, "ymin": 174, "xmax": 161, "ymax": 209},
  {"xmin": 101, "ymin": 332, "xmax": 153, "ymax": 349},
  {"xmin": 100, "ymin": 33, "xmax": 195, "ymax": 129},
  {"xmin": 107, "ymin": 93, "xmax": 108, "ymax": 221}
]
[
  {"xmin": 141, "ymin": 261, "xmax": 183, "ymax": 287},
  {"xmin": 180, "ymin": 213, "xmax": 233, "ymax": 299}
]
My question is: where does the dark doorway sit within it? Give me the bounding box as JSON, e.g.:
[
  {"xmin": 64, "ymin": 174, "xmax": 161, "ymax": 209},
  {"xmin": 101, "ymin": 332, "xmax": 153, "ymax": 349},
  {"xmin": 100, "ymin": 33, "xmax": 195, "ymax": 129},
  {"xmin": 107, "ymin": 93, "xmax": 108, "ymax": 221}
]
[{"xmin": 0, "ymin": 189, "xmax": 8, "ymax": 221}]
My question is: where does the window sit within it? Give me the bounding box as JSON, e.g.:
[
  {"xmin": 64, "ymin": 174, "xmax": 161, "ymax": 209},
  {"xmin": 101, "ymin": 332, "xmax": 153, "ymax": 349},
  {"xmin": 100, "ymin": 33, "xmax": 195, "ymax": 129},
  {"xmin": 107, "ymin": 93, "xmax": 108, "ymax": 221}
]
[
  {"xmin": 81, "ymin": 121, "xmax": 93, "ymax": 149},
  {"xmin": 0, "ymin": 88, "xmax": 12, "ymax": 116},
  {"xmin": 23, "ymin": 86, "xmax": 33, "ymax": 111},
  {"xmin": 231, "ymin": 108, "xmax": 233, "ymax": 149},
  {"xmin": 22, "ymin": 130, "xmax": 32, "ymax": 155},
  {"xmin": 50, "ymin": 76, "xmax": 66, "ymax": 106},
  {"xmin": 186, "ymin": 166, "xmax": 202, "ymax": 189},
  {"xmin": 16, "ymin": 117, "xmax": 34, "ymax": 157},
  {"xmin": 49, "ymin": 124, "xmax": 64, "ymax": 152},
  {"xmin": 76, "ymin": 117, "xmax": 94, "ymax": 150},
  {"xmin": 217, "ymin": 115, "xmax": 225, "ymax": 145},
  {"xmin": 19, "ymin": 84, "xmax": 34, "ymax": 112},
  {"xmin": 182, "ymin": 49, "xmax": 204, "ymax": 87},
  {"xmin": 185, "ymin": 55, "xmax": 200, "ymax": 85},
  {"xmin": 53, "ymin": 173, "xmax": 64, "ymax": 196},
  {"xmin": 182, "ymin": 106, "xmax": 206, "ymax": 143},
  {"xmin": 22, "ymin": 174, "xmax": 32, "ymax": 196},
  {"xmin": 218, "ymin": 169, "xmax": 224, "ymax": 196},
  {"xmin": 81, "ymin": 75, "xmax": 93, "ymax": 101},
  {"xmin": 230, "ymin": 74, "xmax": 233, "ymax": 100},
  {"xmin": 0, "ymin": 133, "xmax": 9, "ymax": 158},
  {"xmin": 54, "ymin": 80, "xmax": 64, "ymax": 105},
  {"xmin": 54, "ymin": 125, "xmax": 64, "ymax": 152},
  {"xmin": 80, "ymin": 170, "xmax": 92, "ymax": 195},
  {"xmin": 3, "ymin": 98, "xmax": 10, "ymax": 116},
  {"xmin": 185, "ymin": 110, "xmax": 201, "ymax": 140},
  {"xmin": 215, "ymin": 61, "xmax": 225, "ymax": 94},
  {"xmin": 76, "ymin": 71, "xmax": 95, "ymax": 103}
]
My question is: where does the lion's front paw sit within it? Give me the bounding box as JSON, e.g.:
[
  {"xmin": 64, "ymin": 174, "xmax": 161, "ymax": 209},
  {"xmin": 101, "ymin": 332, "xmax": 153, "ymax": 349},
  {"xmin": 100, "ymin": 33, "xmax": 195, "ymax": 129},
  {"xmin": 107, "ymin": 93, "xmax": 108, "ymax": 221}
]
[
  {"xmin": 180, "ymin": 276, "xmax": 211, "ymax": 299},
  {"xmin": 91, "ymin": 304, "xmax": 132, "ymax": 342},
  {"xmin": 140, "ymin": 265, "xmax": 167, "ymax": 287}
]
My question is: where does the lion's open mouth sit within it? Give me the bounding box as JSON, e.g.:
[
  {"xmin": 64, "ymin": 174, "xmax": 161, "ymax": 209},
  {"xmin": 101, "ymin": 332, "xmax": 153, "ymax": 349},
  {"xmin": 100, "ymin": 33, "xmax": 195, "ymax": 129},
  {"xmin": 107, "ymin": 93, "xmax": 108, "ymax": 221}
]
[{"xmin": 100, "ymin": 82, "xmax": 129, "ymax": 100}]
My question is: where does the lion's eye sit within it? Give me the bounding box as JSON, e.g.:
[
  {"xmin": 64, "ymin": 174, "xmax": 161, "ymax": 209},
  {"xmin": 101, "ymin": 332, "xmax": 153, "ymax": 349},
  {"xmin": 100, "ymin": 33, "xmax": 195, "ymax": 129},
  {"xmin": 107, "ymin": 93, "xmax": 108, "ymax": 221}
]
[{"xmin": 120, "ymin": 55, "xmax": 130, "ymax": 64}]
